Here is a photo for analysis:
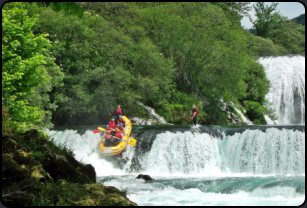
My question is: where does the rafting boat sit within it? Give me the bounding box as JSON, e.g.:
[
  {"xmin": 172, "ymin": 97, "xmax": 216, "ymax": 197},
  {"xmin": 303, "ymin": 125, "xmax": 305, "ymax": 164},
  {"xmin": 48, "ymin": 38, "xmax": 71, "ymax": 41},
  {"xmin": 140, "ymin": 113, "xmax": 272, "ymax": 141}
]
[{"xmin": 98, "ymin": 116, "xmax": 134, "ymax": 156}]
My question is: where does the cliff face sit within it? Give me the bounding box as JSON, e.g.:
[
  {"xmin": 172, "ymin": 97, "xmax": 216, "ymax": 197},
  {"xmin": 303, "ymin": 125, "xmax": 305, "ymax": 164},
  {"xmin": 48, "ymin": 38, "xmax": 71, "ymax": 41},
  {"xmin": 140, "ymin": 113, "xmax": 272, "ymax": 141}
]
[{"xmin": 2, "ymin": 129, "xmax": 137, "ymax": 206}]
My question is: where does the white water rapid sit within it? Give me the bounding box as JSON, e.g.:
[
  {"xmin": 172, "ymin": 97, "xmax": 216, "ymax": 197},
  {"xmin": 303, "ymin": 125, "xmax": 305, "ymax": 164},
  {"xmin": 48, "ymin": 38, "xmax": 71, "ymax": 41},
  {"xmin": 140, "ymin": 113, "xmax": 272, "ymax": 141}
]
[
  {"xmin": 45, "ymin": 126, "xmax": 305, "ymax": 206},
  {"xmin": 258, "ymin": 55, "xmax": 305, "ymax": 124},
  {"xmin": 45, "ymin": 127, "xmax": 305, "ymax": 176}
]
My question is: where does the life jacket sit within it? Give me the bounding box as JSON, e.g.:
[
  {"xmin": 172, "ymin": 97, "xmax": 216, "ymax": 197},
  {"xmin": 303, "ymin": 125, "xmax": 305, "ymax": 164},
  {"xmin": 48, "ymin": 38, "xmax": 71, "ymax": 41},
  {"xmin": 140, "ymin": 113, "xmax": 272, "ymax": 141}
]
[
  {"xmin": 115, "ymin": 132, "xmax": 122, "ymax": 139},
  {"xmin": 109, "ymin": 121, "xmax": 116, "ymax": 128},
  {"xmin": 105, "ymin": 135, "xmax": 112, "ymax": 140},
  {"xmin": 192, "ymin": 109, "xmax": 199, "ymax": 116},
  {"xmin": 115, "ymin": 108, "xmax": 122, "ymax": 115},
  {"xmin": 119, "ymin": 119, "xmax": 125, "ymax": 125}
]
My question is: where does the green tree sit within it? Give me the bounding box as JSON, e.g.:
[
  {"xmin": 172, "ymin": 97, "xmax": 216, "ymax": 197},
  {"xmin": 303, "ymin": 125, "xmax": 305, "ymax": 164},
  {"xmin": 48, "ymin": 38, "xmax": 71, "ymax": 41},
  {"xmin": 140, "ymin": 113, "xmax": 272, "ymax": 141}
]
[
  {"xmin": 31, "ymin": 2, "xmax": 84, "ymax": 18},
  {"xmin": 2, "ymin": 3, "xmax": 62, "ymax": 132},
  {"xmin": 252, "ymin": 2, "xmax": 278, "ymax": 38},
  {"xmin": 269, "ymin": 12, "xmax": 305, "ymax": 54},
  {"xmin": 32, "ymin": 6, "xmax": 174, "ymax": 125}
]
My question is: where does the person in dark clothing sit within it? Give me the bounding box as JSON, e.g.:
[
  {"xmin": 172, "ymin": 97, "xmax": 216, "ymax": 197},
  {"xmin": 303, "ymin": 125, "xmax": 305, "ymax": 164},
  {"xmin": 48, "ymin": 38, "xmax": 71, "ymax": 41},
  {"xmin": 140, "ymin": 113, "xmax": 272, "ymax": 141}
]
[
  {"xmin": 110, "ymin": 105, "xmax": 124, "ymax": 124},
  {"xmin": 191, "ymin": 105, "xmax": 199, "ymax": 126}
]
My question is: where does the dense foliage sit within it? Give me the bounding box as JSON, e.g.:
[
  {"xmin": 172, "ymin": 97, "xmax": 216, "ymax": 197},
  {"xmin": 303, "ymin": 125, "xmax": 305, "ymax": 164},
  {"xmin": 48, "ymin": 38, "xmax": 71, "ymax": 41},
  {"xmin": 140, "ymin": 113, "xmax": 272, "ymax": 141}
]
[
  {"xmin": 2, "ymin": 3, "xmax": 63, "ymax": 132},
  {"xmin": 3, "ymin": 2, "xmax": 303, "ymax": 130},
  {"xmin": 292, "ymin": 13, "xmax": 305, "ymax": 26}
]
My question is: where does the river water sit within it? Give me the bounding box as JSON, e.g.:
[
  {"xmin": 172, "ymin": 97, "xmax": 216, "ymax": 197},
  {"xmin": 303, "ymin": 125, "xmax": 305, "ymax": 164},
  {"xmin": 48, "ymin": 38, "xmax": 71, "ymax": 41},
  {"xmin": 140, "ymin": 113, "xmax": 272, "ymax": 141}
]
[{"xmin": 45, "ymin": 124, "xmax": 305, "ymax": 206}]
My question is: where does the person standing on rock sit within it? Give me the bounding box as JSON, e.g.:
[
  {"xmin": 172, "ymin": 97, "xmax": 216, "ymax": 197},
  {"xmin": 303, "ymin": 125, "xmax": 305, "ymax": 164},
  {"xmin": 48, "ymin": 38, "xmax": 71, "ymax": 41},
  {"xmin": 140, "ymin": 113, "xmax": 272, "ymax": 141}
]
[{"xmin": 191, "ymin": 105, "xmax": 199, "ymax": 126}]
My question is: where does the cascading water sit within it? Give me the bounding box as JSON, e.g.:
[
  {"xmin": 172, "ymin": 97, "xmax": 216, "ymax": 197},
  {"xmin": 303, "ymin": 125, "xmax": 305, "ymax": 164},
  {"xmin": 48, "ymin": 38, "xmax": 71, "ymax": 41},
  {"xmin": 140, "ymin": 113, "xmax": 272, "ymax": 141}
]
[
  {"xmin": 45, "ymin": 125, "xmax": 304, "ymax": 205},
  {"xmin": 258, "ymin": 55, "xmax": 305, "ymax": 124},
  {"xmin": 129, "ymin": 102, "xmax": 168, "ymax": 125},
  {"xmin": 222, "ymin": 128, "xmax": 305, "ymax": 175},
  {"xmin": 139, "ymin": 131, "xmax": 223, "ymax": 175},
  {"xmin": 136, "ymin": 102, "xmax": 167, "ymax": 123}
]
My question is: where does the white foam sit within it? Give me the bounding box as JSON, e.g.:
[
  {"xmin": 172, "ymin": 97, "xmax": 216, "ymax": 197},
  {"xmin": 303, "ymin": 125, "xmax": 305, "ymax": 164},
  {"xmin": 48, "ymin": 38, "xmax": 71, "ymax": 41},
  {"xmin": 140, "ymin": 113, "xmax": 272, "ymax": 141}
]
[{"xmin": 45, "ymin": 129, "xmax": 124, "ymax": 176}]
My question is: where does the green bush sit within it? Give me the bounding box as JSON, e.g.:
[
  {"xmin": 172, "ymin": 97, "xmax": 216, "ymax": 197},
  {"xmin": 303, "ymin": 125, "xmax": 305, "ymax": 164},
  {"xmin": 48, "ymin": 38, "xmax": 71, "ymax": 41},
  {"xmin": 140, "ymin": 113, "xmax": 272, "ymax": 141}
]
[
  {"xmin": 243, "ymin": 100, "xmax": 266, "ymax": 124},
  {"xmin": 253, "ymin": 119, "xmax": 262, "ymax": 125},
  {"xmin": 254, "ymin": 36, "xmax": 288, "ymax": 56}
]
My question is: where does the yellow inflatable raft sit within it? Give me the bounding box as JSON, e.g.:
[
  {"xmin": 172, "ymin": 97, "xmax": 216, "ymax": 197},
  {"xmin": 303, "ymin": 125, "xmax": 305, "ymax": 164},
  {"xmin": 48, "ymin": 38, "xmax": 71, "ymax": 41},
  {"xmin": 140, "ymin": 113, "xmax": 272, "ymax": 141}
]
[{"xmin": 98, "ymin": 116, "xmax": 133, "ymax": 156}]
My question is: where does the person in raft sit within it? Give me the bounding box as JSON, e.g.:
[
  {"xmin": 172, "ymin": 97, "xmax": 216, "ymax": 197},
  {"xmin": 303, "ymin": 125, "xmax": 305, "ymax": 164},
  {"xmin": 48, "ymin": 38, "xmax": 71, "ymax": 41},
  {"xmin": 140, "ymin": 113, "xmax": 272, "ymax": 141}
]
[
  {"xmin": 118, "ymin": 123, "xmax": 125, "ymax": 132},
  {"xmin": 112, "ymin": 128, "xmax": 123, "ymax": 146},
  {"xmin": 190, "ymin": 104, "xmax": 199, "ymax": 126},
  {"xmin": 110, "ymin": 105, "xmax": 124, "ymax": 125},
  {"xmin": 108, "ymin": 119, "xmax": 116, "ymax": 136},
  {"xmin": 104, "ymin": 129, "xmax": 113, "ymax": 147},
  {"xmin": 118, "ymin": 116, "xmax": 126, "ymax": 127}
]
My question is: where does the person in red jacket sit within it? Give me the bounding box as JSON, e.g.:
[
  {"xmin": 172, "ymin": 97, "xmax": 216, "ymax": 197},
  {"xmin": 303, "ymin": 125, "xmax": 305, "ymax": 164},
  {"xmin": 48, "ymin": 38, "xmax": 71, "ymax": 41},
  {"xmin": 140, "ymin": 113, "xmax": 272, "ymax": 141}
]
[
  {"xmin": 190, "ymin": 104, "xmax": 199, "ymax": 126},
  {"xmin": 112, "ymin": 129, "xmax": 123, "ymax": 146},
  {"xmin": 108, "ymin": 120, "xmax": 116, "ymax": 136},
  {"xmin": 109, "ymin": 118, "xmax": 116, "ymax": 128},
  {"xmin": 110, "ymin": 105, "xmax": 125, "ymax": 124}
]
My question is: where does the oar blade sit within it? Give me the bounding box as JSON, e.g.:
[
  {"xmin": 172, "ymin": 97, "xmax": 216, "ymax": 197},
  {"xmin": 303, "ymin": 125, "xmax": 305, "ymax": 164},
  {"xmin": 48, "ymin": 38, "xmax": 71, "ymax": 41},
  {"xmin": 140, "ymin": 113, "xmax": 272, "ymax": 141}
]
[
  {"xmin": 129, "ymin": 137, "xmax": 137, "ymax": 143},
  {"xmin": 128, "ymin": 141, "xmax": 136, "ymax": 146},
  {"xmin": 93, "ymin": 130, "xmax": 100, "ymax": 133},
  {"xmin": 98, "ymin": 127, "xmax": 106, "ymax": 131}
]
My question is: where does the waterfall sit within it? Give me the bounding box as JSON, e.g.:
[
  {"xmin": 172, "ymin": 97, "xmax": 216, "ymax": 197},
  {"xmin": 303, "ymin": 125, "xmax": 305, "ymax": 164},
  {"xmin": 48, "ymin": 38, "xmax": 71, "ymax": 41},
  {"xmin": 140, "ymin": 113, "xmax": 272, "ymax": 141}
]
[
  {"xmin": 45, "ymin": 126, "xmax": 305, "ymax": 176},
  {"xmin": 231, "ymin": 102, "xmax": 253, "ymax": 125},
  {"xmin": 131, "ymin": 127, "xmax": 305, "ymax": 176},
  {"xmin": 139, "ymin": 131, "xmax": 223, "ymax": 175},
  {"xmin": 258, "ymin": 55, "xmax": 305, "ymax": 124},
  {"xmin": 44, "ymin": 129, "xmax": 126, "ymax": 176},
  {"xmin": 137, "ymin": 102, "xmax": 167, "ymax": 123},
  {"xmin": 222, "ymin": 128, "xmax": 305, "ymax": 175}
]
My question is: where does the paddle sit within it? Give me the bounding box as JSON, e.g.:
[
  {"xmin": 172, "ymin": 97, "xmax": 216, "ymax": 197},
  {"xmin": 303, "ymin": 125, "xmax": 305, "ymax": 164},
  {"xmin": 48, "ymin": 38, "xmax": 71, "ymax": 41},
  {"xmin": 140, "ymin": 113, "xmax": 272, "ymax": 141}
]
[
  {"xmin": 98, "ymin": 127, "xmax": 106, "ymax": 131},
  {"xmin": 128, "ymin": 137, "xmax": 137, "ymax": 146},
  {"xmin": 93, "ymin": 127, "xmax": 106, "ymax": 133}
]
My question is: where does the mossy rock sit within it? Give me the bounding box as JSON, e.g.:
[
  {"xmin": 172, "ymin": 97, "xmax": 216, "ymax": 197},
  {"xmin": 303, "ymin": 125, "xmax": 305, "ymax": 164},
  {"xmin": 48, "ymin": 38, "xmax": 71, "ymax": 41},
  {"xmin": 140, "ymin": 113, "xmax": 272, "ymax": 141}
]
[
  {"xmin": 13, "ymin": 149, "xmax": 33, "ymax": 164},
  {"xmin": 30, "ymin": 165, "xmax": 53, "ymax": 184}
]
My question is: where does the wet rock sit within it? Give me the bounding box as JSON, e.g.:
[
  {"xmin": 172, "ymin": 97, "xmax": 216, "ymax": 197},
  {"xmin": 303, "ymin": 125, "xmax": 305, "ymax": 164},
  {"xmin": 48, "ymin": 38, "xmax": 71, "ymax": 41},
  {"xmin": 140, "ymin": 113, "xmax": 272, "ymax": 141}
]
[{"xmin": 136, "ymin": 174, "xmax": 155, "ymax": 181}]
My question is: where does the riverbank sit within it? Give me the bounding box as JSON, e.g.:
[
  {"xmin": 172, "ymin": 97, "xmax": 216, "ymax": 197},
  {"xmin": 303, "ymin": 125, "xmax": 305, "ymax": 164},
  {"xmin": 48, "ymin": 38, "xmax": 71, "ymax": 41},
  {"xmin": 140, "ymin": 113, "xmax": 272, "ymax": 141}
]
[{"xmin": 2, "ymin": 129, "xmax": 137, "ymax": 206}]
